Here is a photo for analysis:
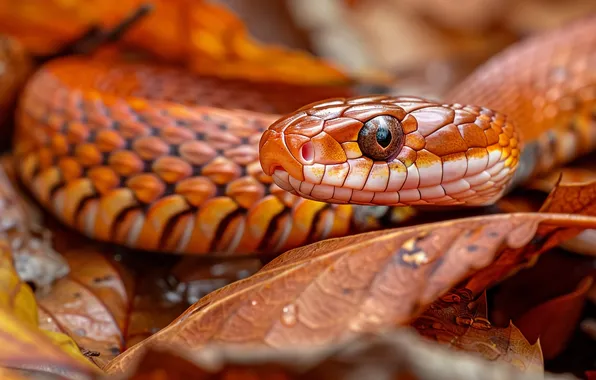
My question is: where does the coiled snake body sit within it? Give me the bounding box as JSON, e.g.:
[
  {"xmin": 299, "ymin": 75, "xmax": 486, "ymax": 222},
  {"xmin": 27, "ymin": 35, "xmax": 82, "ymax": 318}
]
[{"xmin": 10, "ymin": 15, "xmax": 596, "ymax": 256}]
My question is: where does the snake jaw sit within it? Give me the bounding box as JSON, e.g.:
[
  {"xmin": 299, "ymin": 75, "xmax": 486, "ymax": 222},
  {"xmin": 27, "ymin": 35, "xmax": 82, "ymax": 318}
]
[{"xmin": 260, "ymin": 95, "xmax": 521, "ymax": 207}]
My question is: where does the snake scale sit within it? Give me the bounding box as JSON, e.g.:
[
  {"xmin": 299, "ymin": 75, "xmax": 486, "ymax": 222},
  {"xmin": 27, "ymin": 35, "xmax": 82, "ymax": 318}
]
[{"xmin": 6, "ymin": 14, "xmax": 596, "ymax": 257}]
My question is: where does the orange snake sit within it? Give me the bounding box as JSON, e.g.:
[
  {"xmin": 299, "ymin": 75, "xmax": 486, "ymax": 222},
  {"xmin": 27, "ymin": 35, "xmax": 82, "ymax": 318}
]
[
  {"xmin": 260, "ymin": 16, "xmax": 596, "ymax": 208},
  {"xmin": 7, "ymin": 15, "xmax": 596, "ymax": 256}
]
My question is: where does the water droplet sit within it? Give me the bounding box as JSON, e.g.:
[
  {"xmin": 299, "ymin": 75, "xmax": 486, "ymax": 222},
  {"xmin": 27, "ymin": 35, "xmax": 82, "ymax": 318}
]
[
  {"xmin": 46, "ymin": 317, "xmax": 53, "ymax": 323},
  {"xmin": 251, "ymin": 300, "xmax": 258, "ymax": 306},
  {"xmin": 280, "ymin": 304, "xmax": 298, "ymax": 327}
]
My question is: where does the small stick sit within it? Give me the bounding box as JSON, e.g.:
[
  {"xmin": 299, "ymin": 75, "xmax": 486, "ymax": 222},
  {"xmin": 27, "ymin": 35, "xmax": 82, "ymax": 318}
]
[{"xmin": 35, "ymin": 3, "xmax": 154, "ymax": 63}]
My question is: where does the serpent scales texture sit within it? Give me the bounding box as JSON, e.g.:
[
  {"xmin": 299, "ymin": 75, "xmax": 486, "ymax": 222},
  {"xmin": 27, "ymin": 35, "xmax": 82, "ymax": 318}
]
[
  {"xmin": 11, "ymin": 15, "xmax": 596, "ymax": 256},
  {"xmin": 13, "ymin": 57, "xmax": 406, "ymax": 256},
  {"xmin": 260, "ymin": 15, "xmax": 596, "ymax": 207}
]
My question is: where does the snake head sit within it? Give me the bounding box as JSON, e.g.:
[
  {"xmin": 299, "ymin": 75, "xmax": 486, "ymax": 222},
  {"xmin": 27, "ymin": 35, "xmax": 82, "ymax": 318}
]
[{"xmin": 259, "ymin": 95, "xmax": 521, "ymax": 207}]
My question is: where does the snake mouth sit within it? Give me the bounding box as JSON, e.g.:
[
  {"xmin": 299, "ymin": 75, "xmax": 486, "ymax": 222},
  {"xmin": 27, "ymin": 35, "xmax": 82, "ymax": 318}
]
[
  {"xmin": 270, "ymin": 163, "xmax": 511, "ymax": 207},
  {"xmin": 270, "ymin": 168, "xmax": 459, "ymax": 206}
]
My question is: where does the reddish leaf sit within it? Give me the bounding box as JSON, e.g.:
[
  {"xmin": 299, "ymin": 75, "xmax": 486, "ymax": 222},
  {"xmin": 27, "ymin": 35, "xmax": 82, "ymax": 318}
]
[
  {"xmin": 510, "ymin": 156, "xmax": 596, "ymax": 257},
  {"xmin": 104, "ymin": 199, "xmax": 596, "ymax": 375},
  {"xmin": 514, "ymin": 277, "xmax": 592, "ymax": 360},
  {"xmin": 464, "ymin": 180, "xmax": 596, "ymax": 294},
  {"xmin": 35, "ymin": 246, "xmax": 135, "ymax": 368},
  {"xmin": 413, "ymin": 289, "xmax": 543, "ymax": 372},
  {"xmin": 489, "ymin": 248, "xmax": 595, "ymax": 360},
  {"xmin": 0, "ymin": 0, "xmax": 350, "ymax": 85}
]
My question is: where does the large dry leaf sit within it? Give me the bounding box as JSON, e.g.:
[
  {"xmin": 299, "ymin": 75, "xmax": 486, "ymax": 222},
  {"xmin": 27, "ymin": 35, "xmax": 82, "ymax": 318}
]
[
  {"xmin": 104, "ymin": 181, "xmax": 596, "ymax": 375},
  {"xmin": 0, "ymin": 0, "xmax": 349, "ymax": 85},
  {"xmin": 106, "ymin": 329, "xmax": 572, "ymax": 380},
  {"xmin": 0, "ymin": 238, "xmax": 100, "ymax": 378},
  {"xmin": 413, "ymin": 288, "xmax": 543, "ymax": 372}
]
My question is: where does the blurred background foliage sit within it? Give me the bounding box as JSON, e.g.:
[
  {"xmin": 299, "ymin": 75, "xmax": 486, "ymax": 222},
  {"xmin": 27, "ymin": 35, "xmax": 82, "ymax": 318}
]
[{"xmin": 0, "ymin": 0, "xmax": 595, "ymax": 92}]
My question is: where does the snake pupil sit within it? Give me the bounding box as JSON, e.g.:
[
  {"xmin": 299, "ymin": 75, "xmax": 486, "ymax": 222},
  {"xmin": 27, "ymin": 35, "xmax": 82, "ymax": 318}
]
[{"xmin": 376, "ymin": 127, "xmax": 392, "ymax": 148}]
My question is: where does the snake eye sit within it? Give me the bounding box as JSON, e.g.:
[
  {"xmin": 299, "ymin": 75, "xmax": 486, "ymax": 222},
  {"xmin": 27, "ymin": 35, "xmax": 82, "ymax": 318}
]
[{"xmin": 357, "ymin": 115, "xmax": 404, "ymax": 161}]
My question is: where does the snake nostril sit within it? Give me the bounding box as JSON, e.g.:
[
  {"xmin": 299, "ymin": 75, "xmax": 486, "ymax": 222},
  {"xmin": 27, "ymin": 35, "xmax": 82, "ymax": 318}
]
[{"xmin": 300, "ymin": 141, "xmax": 314, "ymax": 163}]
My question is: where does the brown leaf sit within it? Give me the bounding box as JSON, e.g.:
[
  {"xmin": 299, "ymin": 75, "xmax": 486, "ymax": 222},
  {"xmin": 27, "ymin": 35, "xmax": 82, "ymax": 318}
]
[
  {"xmin": 413, "ymin": 288, "xmax": 543, "ymax": 373},
  {"xmin": 0, "ymin": 0, "xmax": 350, "ymax": 85},
  {"xmin": 106, "ymin": 329, "xmax": 569, "ymax": 380},
  {"xmin": 465, "ymin": 179, "xmax": 596, "ymax": 293},
  {"xmin": 508, "ymin": 155, "xmax": 596, "ymax": 256},
  {"xmin": 35, "ymin": 230, "xmax": 264, "ymax": 369},
  {"xmin": 489, "ymin": 249, "xmax": 595, "ymax": 360},
  {"xmin": 104, "ymin": 207, "xmax": 596, "ymax": 374},
  {"xmin": 514, "ymin": 277, "xmax": 593, "ymax": 360},
  {"xmin": 0, "ymin": 236, "xmax": 101, "ymax": 378},
  {"xmin": 35, "ymin": 246, "xmax": 135, "ymax": 369}
]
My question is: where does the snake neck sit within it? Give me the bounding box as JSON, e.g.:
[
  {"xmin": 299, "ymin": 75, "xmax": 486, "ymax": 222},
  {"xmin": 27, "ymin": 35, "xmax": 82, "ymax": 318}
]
[{"xmin": 445, "ymin": 15, "xmax": 596, "ymax": 190}]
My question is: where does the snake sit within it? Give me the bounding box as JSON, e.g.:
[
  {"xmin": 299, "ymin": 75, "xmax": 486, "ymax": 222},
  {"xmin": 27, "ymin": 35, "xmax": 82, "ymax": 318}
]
[
  {"xmin": 260, "ymin": 15, "xmax": 596, "ymax": 208},
  {"xmin": 6, "ymin": 14, "xmax": 596, "ymax": 257}
]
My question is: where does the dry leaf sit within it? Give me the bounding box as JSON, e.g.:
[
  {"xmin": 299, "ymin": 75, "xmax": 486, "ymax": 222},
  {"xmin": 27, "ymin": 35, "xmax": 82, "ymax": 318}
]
[
  {"xmin": 464, "ymin": 179, "xmax": 596, "ymax": 293},
  {"xmin": 0, "ymin": 0, "xmax": 349, "ymax": 85},
  {"xmin": 0, "ymin": 238, "xmax": 100, "ymax": 378},
  {"xmin": 104, "ymin": 181, "xmax": 596, "ymax": 375},
  {"xmin": 35, "ymin": 246, "xmax": 135, "ymax": 369},
  {"xmin": 106, "ymin": 329, "xmax": 572, "ymax": 380},
  {"xmin": 512, "ymin": 153, "xmax": 596, "ymax": 256},
  {"xmin": 489, "ymin": 249, "xmax": 595, "ymax": 358},
  {"xmin": 514, "ymin": 276, "xmax": 593, "ymax": 360},
  {"xmin": 413, "ymin": 288, "xmax": 543, "ymax": 373}
]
